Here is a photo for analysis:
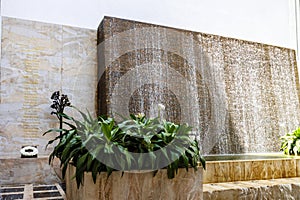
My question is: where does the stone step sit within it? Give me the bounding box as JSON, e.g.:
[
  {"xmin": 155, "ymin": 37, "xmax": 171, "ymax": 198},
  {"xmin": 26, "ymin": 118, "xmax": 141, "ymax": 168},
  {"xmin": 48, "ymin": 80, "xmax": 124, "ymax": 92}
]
[{"xmin": 203, "ymin": 177, "xmax": 300, "ymax": 200}]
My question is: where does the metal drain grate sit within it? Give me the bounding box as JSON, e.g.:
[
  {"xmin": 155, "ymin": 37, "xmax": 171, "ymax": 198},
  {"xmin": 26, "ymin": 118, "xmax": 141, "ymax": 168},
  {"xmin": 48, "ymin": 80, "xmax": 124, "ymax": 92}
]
[{"xmin": 0, "ymin": 183, "xmax": 66, "ymax": 200}]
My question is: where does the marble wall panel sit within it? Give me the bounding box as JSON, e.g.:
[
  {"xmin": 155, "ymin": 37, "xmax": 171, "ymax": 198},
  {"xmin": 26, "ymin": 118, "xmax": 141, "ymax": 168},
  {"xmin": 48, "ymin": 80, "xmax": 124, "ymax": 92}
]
[
  {"xmin": 61, "ymin": 26, "xmax": 97, "ymax": 118},
  {"xmin": 296, "ymin": 159, "xmax": 300, "ymax": 177},
  {"xmin": 0, "ymin": 17, "xmax": 97, "ymax": 184},
  {"xmin": 0, "ymin": 17, "xmax": 97, "ymax": 158},
  {"xmin": 229, "ymin": 161, "xmax": 245, "ymax": 182},
  {"xmin": 282, "ymin": 159, "xmax": 298, "ymax": 178},
  {"xmin": 0, "ymin": 17, "xmax": 63, "ymax": 157}
]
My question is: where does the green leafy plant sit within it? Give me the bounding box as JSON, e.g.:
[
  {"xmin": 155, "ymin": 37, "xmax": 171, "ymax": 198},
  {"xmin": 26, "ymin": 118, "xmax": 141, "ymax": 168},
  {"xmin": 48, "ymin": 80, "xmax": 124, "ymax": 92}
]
[
  {"xmin": 280, "ymin": 127, "xmax": 300, "ymax": 155},
  {"xmin": 44, "ymin": 103, "xmax": 205, "ymax": 188}
]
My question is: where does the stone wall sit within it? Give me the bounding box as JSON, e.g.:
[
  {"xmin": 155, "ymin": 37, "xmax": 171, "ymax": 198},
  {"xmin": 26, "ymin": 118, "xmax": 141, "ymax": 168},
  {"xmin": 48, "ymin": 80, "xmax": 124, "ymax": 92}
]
[
  {"xmin": 97, "ymin": 16, "xmax": 300, "ymax": 155},
  {"xmin": 1, "ymin": 15, "xmax": 300, "ymax": 184},
  {"xmin": 0, "ymin": 17, "xmax": 97, "ymax": 157},
  {"xmin": 0, "ymin": 157, "xmax": 61, "ymax": 185},
  {"xmin": 0, "ymin": 17, "xmax": 97, "ymax": 184}
]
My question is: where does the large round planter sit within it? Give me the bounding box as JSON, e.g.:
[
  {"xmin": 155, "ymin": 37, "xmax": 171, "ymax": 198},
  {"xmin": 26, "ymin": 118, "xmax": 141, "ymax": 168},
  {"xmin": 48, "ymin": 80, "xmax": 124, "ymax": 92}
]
[{"xmin": 66, "ymin": 165, "xmax": 203, "ymax": 200}]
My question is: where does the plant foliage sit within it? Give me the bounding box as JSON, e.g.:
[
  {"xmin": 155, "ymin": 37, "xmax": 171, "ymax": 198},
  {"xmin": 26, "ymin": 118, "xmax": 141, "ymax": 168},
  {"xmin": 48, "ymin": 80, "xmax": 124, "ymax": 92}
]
[
  {"xmin": 280, "ymin": 127, "xmax": 300, "ymax": 155},
  {"xmin": 44, "ymin": 106, "xmax": 205, "ymax": 188}
]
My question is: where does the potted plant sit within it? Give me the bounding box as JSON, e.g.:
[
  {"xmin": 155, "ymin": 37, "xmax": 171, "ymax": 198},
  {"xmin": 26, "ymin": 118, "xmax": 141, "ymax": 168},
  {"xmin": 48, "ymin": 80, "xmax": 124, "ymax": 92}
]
[
  {"xmin": 44, "ymin": 92, "xmax": 205, "ymax": 199},
  {"xmin": 280, "ymin": 127, "xmax": 300, "ymax": 155}
]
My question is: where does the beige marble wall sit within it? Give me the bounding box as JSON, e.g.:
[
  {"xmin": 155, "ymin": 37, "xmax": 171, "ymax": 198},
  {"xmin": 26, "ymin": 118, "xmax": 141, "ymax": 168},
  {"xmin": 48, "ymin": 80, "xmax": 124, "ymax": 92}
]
[
  {"xmin": 0, "ymin": 17, "xmax": 97, "ymax": 158},
  {"xmin": 66, "ymin": 165, "xmax": 203, "ymax": 200},
  {"xmin": 0, "ymin": 17, "xmax": 97, "ymax": 184}
]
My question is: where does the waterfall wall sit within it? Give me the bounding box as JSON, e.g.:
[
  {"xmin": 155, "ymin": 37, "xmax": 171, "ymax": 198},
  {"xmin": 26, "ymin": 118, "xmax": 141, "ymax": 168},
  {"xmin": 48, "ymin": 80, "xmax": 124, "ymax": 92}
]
[{"xmin": 97, "ymin": 16, "xmax": 300, "ymax": 154}]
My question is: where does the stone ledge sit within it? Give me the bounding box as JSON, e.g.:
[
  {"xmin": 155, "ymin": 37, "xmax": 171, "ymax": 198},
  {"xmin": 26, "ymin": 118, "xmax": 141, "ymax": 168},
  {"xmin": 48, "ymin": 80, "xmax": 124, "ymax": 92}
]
[{"xmin": 203, "ymin": 177, "xmax": 300, "ymax": 200}]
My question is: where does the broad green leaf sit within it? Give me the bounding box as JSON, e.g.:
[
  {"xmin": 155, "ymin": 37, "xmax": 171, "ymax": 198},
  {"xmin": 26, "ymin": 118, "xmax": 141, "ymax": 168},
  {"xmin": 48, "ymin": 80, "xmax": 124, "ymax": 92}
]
[
  {"xmin": 200, "ymin": 156, "xmax": 206, "ymax": 169},
  {"xmin": 44, "ymin": 105, "xmax": 206, "ymax": 187},
  {"xmin": 92, "ymin": 161, "xmax": 101, "ymax": 183}
]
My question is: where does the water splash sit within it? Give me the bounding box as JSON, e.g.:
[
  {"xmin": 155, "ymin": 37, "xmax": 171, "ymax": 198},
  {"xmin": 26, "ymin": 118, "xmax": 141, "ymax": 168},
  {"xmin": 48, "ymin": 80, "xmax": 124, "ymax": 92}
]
[{"xmin": 97, "ymin": 17, "xmax": 300, "ymax": 155}]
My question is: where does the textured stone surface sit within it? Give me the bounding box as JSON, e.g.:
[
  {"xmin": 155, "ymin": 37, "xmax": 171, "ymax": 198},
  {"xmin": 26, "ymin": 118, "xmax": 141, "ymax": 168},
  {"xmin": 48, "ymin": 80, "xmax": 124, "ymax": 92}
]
[
  {"xmin": 0, "ymin": 17, "xmax": 97, "ymax": 184},
  {"xmin": 203, "ymin": 178, "xmax": 300, "ymax": 200},
  {"xmin": 66, "ymin": 165, "xmax": 203, "ymax": 200},
  {"xmin": 0, "ymin": 157, "xmax": 61, "ymax": 185},
  {"xmin": 203, "ymin": 156, "xmax": 300, "ymax": 184},
  {"xmin": 0, "ymin": 17, "xmax": 97, "ymax": 157},
  {"xmin": 97, "ymin": 16, "xmax": 300, "ymax": 155}
]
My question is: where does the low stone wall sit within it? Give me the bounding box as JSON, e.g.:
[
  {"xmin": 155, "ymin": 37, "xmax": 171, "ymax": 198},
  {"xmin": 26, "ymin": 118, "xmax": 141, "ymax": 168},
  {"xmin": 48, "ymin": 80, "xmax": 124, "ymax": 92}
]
[
  {"xmin": 0, "ymin": 157, "xmax": 61, "ymax": 185},
  {"xmin": 66, "ymin": 165, "xmax": 203, "ymax": 200},
  {"xmin": 203, "ymin": 157, "xmax": 300, "ymax": 183}
]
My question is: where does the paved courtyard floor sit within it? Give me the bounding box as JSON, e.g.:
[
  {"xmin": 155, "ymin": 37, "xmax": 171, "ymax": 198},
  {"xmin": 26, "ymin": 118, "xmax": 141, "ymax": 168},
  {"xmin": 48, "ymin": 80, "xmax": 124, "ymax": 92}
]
[{"xmin": 0, "ymin": 183, "xmax": 66, "ymax": 200}]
